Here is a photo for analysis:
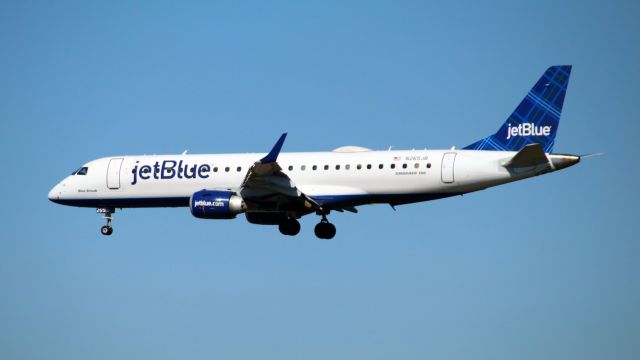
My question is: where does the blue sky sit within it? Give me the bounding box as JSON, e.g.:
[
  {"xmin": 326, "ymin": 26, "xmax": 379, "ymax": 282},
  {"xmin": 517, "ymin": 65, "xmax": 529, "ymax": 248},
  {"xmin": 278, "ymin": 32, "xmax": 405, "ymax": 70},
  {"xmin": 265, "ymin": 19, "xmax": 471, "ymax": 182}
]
[{"xmin": 1, "ymin": 0, "xmax": 639, "ymax": 359}]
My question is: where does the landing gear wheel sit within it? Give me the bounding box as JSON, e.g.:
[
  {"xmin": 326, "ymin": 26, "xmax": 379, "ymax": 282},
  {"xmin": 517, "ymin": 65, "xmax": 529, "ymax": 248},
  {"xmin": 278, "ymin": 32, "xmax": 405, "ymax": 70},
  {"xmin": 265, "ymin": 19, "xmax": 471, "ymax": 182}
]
[
  {"xmin": 101, "ymin": 226, "xmax": 113, "ymax": 236},
  {"xmin": 279, "ymin": 218, "xmax": 301, "ymax": 236},
  {"xmin": 314, "ymin": 221, "xmax": 336, "ymax": 240},
  {"xmin": 97, "ymin": 208, "xmax": 115, "ymax": 236}
]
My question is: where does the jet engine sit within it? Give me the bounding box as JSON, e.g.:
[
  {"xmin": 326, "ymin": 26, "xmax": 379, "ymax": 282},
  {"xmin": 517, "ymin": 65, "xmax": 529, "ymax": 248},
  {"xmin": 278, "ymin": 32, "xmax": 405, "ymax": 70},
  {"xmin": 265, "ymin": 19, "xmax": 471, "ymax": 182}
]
[{"xmin": 190, "ymin": 190, "xmax": 246, "ymax": 219}]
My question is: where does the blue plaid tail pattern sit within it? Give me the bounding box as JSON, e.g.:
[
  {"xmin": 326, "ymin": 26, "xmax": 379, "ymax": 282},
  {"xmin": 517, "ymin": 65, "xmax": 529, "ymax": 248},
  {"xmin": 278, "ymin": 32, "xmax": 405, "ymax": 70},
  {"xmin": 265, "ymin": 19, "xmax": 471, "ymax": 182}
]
[{"xmin": 463, "ymin": 65, "xmax": 572, "ymax": 153}]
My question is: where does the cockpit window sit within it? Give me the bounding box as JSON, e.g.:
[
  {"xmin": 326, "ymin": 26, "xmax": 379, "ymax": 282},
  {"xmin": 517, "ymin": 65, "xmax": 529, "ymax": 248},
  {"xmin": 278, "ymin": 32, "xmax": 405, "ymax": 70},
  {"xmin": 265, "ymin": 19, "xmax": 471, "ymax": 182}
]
[{"xmin": 72, "ymin": 167, "xmax": 89, "ymax": 175}]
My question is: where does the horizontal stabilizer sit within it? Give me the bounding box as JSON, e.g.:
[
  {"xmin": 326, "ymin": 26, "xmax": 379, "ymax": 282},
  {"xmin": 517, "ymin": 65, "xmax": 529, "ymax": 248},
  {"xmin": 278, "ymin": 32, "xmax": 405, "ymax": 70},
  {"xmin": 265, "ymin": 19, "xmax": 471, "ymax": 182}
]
[{"xmin": 504, "ymin": 143, "xmax": 549, "ymax": 168}]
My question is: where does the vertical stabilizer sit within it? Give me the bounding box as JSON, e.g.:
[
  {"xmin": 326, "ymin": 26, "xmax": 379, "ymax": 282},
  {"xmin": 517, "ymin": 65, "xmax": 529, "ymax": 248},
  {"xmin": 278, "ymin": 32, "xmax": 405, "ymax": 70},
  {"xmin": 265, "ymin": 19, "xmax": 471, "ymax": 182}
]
[{"xmin": 464, "ymin": 65, "xmax": 572, "ymax": 152}]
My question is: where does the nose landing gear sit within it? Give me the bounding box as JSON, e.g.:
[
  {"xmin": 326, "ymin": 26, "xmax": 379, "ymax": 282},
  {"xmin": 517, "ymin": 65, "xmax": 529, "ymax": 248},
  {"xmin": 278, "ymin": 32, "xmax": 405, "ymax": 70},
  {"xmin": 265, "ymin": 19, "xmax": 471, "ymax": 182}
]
[
  {"xmin": 97, "ymin": 208, "xmax": 114, "ymax": 236},
  {"xmin": 100, "ymin": 225, "xmax": 113, "ymax": 236}
]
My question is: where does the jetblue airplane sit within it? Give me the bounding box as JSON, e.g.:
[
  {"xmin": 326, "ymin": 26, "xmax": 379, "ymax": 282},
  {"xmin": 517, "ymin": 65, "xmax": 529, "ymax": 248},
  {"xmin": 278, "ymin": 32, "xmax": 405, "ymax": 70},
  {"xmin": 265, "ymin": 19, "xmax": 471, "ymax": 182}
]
[{"xmin": 49, "ymin": 65, "xmax": 582, "ymax": 239}]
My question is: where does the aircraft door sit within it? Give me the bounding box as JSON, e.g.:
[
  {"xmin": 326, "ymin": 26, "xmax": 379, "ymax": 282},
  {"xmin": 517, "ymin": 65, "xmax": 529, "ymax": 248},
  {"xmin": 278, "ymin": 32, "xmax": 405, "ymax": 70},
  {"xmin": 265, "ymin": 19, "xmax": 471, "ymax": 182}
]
[
  {"xmin": 441, "ymin": 152, "xmax": 456, "ymax": 183},
  {"xmin": 107, "ymin": 158, "xmax": 124, "ymax": 189}
]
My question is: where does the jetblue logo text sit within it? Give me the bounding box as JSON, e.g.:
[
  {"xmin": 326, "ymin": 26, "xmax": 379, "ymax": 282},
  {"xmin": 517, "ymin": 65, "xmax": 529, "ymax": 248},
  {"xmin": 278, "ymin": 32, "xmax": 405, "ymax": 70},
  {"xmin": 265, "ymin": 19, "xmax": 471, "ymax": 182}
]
[
  {"xmin": 194, "ymin": 200, "xmax": 225, "ymax": 207},
  {"xmin": 506, "ymin": 123, "xmax": 552, "ymax": 140},
  {"xmin": 131, "ymin": 160, "xmax": 211, "ymax": 185}
]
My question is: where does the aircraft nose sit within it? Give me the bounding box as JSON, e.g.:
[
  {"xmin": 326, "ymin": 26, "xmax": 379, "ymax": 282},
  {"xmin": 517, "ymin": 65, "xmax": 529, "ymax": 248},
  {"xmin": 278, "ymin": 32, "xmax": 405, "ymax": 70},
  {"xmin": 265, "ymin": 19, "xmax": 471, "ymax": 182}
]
[{"xmin": 48, "ymin": 184, "xmax": 61, "ymax": 202}]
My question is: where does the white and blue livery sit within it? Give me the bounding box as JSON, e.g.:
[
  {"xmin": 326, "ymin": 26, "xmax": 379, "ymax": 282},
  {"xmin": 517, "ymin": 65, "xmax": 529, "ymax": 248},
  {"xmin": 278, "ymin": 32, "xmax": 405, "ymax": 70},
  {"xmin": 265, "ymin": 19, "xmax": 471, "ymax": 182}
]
[{"xmin": 49, "ymin": 66, "xmax": 583, "ymax": 239}]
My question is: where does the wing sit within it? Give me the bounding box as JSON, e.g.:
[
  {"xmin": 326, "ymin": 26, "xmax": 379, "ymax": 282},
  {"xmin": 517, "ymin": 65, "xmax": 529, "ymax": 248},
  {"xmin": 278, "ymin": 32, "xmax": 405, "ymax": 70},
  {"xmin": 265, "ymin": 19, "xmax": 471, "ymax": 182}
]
[{"xmin": 239, "ymin": 133, "xmax": 321, "ymax": 215}]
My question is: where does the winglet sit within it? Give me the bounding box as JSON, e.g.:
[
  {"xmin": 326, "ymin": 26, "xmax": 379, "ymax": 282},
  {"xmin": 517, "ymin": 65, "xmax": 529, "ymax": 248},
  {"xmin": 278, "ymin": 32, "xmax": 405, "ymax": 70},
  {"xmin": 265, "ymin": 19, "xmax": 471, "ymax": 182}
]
[{"xmin": 260, "ymin": 133, "xmax": 287, "ymax": 163}]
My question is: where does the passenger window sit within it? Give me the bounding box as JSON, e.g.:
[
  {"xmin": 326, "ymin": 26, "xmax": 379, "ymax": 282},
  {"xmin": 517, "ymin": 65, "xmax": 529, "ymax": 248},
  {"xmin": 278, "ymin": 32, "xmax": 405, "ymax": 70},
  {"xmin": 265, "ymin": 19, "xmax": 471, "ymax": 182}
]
[
  {"xmin": 357, "ymin": 164, "xmax": 362, "ymax": 170},
  {"xmin": 225, "ymin": 167, "xmax": 230, "ymax": 172},
  {"xmin": 414, "ymin": 163, "xmax": 419, "ymax": 169},
  {"xmin": 391, "ymin": 164, "xmax": 396, "ymax": 169},
  {"xmin": 301, "ymin": 165, "xmax": 306, "ymax": 171},
  {"xmin": 345, "ymin": 164, "xmax": 350, "ymax": 170},
  {"xmin": 335, "ymin": 165, "xmax": 340, "ymax": 170},
  {"xmin": 402, "ymin": 163, "xmax": 407, "ymax": 169},
  {"xmin": 324, "ymin": 165, "xmax": 329, "ymax": 170},
  {"xmin": 427, "ymin": 163, "xmax": 432, "ymax": 168},
  {"xmin": 379, "ymin": 164, "xmax": 383, "ymax": 169},
  {"xmin": 237, "ymin": 166, "xmax": 242, "ymax": 172},
  {"xmin": 312, "ymin": 165, "xmax": 317, "ymax": 170},
  {"xmin": 288, "ymin": 165, "xmax": 293, "ymax": 171},
  {"xmin": 367, "ymin": 164, "xmax": 372, "ymax": 169},
  {"xmin": 213, "ymin": 167, "xmax": 218, "ymax": 172}
]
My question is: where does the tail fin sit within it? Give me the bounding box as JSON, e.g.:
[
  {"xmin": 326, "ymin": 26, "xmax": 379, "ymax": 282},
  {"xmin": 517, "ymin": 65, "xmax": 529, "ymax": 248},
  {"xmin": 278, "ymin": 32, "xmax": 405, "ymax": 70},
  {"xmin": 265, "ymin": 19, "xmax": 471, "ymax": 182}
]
[{"xmin": 463, "ymin": 65, "xmax": 572, "ymax": 152}]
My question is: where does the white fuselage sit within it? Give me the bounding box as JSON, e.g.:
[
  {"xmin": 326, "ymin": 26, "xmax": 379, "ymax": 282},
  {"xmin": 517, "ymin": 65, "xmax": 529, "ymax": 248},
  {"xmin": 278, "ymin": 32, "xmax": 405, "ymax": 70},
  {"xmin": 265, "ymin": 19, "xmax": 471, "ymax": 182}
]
[{"xmin": 48, "ymin": 148, "xmax": 564, "ymax": 209}]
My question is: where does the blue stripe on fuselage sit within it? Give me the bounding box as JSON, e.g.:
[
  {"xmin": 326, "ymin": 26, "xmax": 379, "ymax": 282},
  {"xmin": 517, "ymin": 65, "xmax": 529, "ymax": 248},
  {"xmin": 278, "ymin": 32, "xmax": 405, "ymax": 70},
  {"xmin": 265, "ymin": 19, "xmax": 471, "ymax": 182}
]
[
  {"xmin": 311, "ymin": 193, "xmax": 462, "ymax": 207},
  {"xmin": 49, "ymin": 197, "xmax": 190, "ymax": 208},
  {"xmin": 49, "ymin": 192, "xmax": 463, "ymax": 209}
]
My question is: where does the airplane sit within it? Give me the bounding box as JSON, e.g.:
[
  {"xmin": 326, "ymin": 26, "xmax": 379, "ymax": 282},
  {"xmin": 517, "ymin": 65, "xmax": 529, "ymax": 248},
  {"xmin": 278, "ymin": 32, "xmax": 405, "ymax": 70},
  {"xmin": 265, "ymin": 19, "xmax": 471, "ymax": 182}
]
[{"xmin": 49, "ymin": 65, "xmax": 583, "ymax": 239}]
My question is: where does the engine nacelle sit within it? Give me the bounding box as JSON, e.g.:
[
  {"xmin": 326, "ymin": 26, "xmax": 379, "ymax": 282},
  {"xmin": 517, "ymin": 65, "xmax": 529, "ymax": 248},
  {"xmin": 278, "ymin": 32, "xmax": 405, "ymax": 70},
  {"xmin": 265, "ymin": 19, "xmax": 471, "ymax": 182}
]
[{"xmin": 190, "ymin": 190, "xmax": 246, "ymax": 219}]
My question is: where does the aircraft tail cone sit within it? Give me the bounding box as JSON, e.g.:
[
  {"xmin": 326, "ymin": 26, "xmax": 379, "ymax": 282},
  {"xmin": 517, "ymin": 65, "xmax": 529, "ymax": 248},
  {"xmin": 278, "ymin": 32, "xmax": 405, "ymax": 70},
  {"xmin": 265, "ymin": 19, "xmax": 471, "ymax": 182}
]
[{"xmin": 549, "ymin": 154, "xmax": 580, "ymax": 170}]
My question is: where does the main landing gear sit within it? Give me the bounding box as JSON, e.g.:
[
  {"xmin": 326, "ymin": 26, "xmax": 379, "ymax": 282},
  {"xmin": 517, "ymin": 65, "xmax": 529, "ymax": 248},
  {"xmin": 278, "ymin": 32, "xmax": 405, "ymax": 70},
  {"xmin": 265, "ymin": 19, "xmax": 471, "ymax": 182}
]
[
  {"xmin": 314, "ymin": 213, "xmax": 336, "ymax": 240},
  {"xmin": 279, "ymin": 217, "xmax": 301, "ymax": 236},
  {"xmin": 277, "ymin": 213, "xmax": 336, "ymax": 239},
  {"xmin": 97, "ymin": 208, "xmax": 114, "ymax": 236}
]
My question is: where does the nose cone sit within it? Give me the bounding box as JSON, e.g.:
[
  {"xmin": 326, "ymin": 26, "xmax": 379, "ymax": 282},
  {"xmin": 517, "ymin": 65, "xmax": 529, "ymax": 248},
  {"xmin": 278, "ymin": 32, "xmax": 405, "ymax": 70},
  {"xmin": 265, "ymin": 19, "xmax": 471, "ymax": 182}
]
[{"xmin": 48, "ymin": 184, "xmax": 61, "ymax": 203}]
